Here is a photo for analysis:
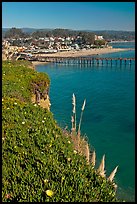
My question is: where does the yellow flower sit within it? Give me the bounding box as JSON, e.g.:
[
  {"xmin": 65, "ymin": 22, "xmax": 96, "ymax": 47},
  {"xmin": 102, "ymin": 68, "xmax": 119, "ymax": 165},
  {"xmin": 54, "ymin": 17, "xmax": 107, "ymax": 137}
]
[
  {"xmin": 62, "ymin": 176, "xmax": 65, "ymax": 180},
  {"xmin": 46, "ymin": 190, "xmax": 54, "ymax": 197},
  {"xmin": 44, "ymin": 179, "xmax": 49, "ymax": 184}
]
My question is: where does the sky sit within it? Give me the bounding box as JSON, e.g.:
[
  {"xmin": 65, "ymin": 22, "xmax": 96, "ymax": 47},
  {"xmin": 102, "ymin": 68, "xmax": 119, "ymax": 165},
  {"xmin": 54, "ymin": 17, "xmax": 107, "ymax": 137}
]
[{"xmin": 2, "ymin": 2, "xmax": 135, "ymax": 31}]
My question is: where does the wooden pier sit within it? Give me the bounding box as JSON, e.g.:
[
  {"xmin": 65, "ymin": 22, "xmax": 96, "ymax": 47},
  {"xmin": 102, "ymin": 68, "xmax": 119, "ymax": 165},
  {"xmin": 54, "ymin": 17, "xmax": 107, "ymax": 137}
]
[{"xmin": 34, "ymin": 56, "xmax": 135, "ymax": 66}]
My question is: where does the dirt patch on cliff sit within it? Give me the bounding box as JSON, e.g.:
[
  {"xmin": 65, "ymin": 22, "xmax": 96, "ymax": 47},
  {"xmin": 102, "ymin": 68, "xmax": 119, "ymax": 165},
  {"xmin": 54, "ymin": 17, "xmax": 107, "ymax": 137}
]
[{"xmin": 31, "ymin": 94, "xmax": 51, "ymax": 111}]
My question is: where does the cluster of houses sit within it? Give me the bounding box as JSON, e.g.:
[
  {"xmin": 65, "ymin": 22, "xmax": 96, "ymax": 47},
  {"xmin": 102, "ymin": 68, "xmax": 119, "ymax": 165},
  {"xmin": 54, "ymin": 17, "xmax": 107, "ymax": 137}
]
[{"xmin": 2, "ymin": 34, "xmax": 108, "ymax": 61}]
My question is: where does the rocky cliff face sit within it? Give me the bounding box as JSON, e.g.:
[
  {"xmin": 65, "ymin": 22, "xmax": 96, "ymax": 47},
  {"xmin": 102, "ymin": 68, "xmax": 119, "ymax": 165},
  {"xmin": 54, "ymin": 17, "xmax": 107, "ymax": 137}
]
[{"xmin": 31, "ymin": 94, "xmax": 51, "ymax": 110}]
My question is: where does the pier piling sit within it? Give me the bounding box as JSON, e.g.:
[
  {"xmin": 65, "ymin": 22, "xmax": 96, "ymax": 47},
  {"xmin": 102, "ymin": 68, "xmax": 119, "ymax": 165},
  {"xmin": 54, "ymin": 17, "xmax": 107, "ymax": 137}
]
[{"xmin": 32, "ymin": 56, "xmax": 135, "ymax": 67}]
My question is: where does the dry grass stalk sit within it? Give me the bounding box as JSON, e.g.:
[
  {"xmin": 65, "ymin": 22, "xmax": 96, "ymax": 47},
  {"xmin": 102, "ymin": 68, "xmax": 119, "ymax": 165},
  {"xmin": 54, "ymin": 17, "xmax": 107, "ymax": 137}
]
[
  {"xmin": 108, "ymin": 166, "xmax": 118, "ymax": 182},
  {"xmin": 78, "ymin": 99, "xmax": 86, "ymax": 136},
  {"xmin": 85, "ymin": 143, "xmax": 90, "ymax": 164},
  {"xmin": 70, "ymin": 94, "xmax": 119, "ymax": 188},
  {"xmin": 91, "ymin": 150, "xmax": 96, "ymax": 167},
  {"xmin": 72, "ymin": 93, "xmax": 76, "ymax": 131},
  {"xmin": 72, "ymin": 93, "xmax": 76, "ymax": 113},
  {"xmin": 71, "ymin": 116, "xmax": 74, "ymax": 132},
  {"xmin": 82, "ymin": 99, "xmax": 86, "ymax": 111},
  {"xmin": 77, "ymin": 132, "xmax": 81, "ymax": 152},
  {"xmin": 113, "ymin": 183, "xmax": 118, "ymax": 190},
  {"xmin": 70, "ymin": 130, "xmax": 79, "ymax": 152},
  {"xmin": 97, "ymin": 155, "xmax": 106, "ymax": 177}
]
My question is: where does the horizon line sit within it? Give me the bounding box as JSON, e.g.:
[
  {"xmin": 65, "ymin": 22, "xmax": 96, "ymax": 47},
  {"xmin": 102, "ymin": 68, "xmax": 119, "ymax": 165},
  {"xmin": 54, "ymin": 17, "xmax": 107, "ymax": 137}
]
[{"xmin": 2, "ymin": 27, "xmax": 135, "ymax": 32}]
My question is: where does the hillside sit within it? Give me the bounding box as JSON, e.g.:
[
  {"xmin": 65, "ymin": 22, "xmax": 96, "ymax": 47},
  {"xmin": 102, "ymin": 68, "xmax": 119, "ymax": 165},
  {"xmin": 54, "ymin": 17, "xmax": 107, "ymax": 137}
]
[
  {"xmin": 2, "ymin": 27, "xmax": 135, "ymax": 41},
  {"xmin": 92, "ymin": 30, "xmax": 135, "ymax": 41},
  {"xmin": 2, "ymin": 60, "xmax": 119, "ymax": 202}
]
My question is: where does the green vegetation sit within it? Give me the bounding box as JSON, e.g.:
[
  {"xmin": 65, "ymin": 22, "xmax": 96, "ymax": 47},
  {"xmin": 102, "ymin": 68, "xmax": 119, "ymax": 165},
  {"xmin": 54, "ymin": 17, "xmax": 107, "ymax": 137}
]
[
  {"xmin": 3, "ymin": 27, "xmax": 135, "ymax": 41},
  {"xmin": 93, "ymin": 30, "xmax": 135, "ymax": 41},
  {"xmin": 2, "ymin": 60, "xmax": 50, "ymax": 102},
  {"xmin": 2, "ymin": 60, "xmax": 119, "ymax": 202},
  {"xmin": 4, "ymin": 27, "xmax": 29, "ymax": 39},
  {"xmin": 94, "ymin": 39, "xmax": 106, "ymax": 47}
]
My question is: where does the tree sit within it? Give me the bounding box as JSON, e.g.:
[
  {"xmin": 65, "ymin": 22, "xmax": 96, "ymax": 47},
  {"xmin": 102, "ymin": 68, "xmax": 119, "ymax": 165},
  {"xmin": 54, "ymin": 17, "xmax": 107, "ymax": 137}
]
[
  {"xmin": 4, "ymin": 27, "xmax": 28, "ymax": 39},
  {"xmin": 31, "ymin": 31, "xmax": 46, "ymax": 39},
  {"xmin": 94, "ymin": 39, "xmax": 106, "ymax": 46},
  {"xmin": 80, "ymin": 32, "xmax": 95, "ymax": 45}
]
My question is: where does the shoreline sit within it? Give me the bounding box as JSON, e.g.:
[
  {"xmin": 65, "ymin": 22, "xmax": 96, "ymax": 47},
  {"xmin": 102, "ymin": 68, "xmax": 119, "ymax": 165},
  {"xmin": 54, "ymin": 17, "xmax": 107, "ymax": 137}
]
[
  {"xmin": 36, "ymin": 48, "xmax": 133, "ymax": 58},
  {"xmin": 109, "ymin": 40, "xmax": 135, "ymax": 43},
  {"xmin": 31, "ymin": 61, "xmax": 49, "ymax": 68},
  {"xmin": 32, "ymin": 47, "xmax": 134, "ymax": 68}
]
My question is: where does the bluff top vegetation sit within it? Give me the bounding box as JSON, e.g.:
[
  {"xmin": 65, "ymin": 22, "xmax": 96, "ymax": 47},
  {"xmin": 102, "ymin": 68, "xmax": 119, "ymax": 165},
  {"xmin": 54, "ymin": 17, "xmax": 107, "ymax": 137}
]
[
  {"xmin": 3, "ymin": 27, "xmax": 95, "ymax": 44},
  {"xmin": 2, "ymin": 60, "xmax": 120, "ymax": 202}
]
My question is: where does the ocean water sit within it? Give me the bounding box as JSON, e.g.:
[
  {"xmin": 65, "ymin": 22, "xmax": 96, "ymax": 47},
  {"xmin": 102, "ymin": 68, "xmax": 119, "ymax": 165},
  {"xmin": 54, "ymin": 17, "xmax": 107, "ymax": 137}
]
[
  {"xmin": 36, "ymin": 42, "xmax": 135, "ymax": 201},
  {"xmin": 109, "ymin": 41, "xmax": 135, "ymax": 49}
]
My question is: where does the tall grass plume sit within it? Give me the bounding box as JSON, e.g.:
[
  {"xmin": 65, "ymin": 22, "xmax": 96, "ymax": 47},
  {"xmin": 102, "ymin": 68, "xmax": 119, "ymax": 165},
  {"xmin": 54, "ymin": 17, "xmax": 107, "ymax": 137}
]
[
  {"xmin": 69, "ymin": 93, "xmax": 118, "ymax": 190},
  {"xmin": 78, "ymin": 99, "xmax": 86, "ymax": 137},
  {"xmin": 72, "ymin": 93, "xmax": 76, "ymax": 131},
  {"xmin": 91, "ymin": 150, "xmax": 96, "ymax": 167},
  {"xmin": 97, "ymin": 155, "xmax": 106, "ymax": 177}
]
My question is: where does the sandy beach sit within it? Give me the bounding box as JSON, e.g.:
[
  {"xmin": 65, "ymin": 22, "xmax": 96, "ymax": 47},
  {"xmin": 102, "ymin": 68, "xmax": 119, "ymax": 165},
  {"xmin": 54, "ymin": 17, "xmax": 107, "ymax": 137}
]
[
  {"xmin": 31, "ymin": 47, "xmax": 134, "ymax": 68},
  {"xmin": 35, "ymin": 47, "xmax": 133, "ymax": 58},
  {"xmin": 31, "ymin": 61, "xmax": 49, "ymax": 67}
]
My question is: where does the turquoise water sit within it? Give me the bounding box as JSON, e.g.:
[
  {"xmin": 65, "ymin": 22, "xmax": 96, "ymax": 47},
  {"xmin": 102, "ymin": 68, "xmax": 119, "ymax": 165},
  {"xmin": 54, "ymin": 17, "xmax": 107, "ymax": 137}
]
[
  {"xmin": 36, "ymin": 42, "xmax": 135, "ymax": 201},
  {"xmin": 109, "ymin": 41, "xmax": 135, "ymax": 49}
]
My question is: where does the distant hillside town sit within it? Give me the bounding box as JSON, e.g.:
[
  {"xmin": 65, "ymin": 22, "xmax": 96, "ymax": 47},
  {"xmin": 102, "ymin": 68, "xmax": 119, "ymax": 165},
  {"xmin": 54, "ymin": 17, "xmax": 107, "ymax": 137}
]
[{"xmin": 2, "ymin": 27, "xmax": 134, "ymax": 61}]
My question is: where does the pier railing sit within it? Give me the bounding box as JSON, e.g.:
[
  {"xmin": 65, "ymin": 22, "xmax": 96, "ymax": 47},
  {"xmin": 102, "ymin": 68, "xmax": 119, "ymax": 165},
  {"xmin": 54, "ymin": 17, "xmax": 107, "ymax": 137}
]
[{"xmin": 32, "ymin": 56, "xmax": 135, "ymax": 66}]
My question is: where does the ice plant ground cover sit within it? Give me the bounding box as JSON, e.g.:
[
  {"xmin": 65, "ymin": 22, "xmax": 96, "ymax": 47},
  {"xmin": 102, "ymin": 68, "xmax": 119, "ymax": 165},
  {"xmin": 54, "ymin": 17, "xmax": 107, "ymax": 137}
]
[
  {"xmin": 2, "ymin": 60, "xmax": 50, "ymax": 103},
  {"xmin": 2, "ymin": 60, "xmax": 120, "ymax": 202}
]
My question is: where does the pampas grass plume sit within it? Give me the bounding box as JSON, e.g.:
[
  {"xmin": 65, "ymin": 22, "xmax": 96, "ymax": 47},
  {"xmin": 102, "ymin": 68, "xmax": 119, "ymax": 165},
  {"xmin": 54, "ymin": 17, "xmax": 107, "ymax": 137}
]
[
  {"xmin": 108, "ymin": 166, "xmax": 118, "ymax": 182},
  {"xmin": 72, "ymin": 93, "xmax": 76, "ymax": 114},
  {"xmin": 97, "ymin": 154, "xmax": 106, "ymax": 177},
  {"xmin": 85, "ymin": 143, "xmax": 90, "ymax": 164},
  {"xmin": 82, "ymin": 99, "xmax": 86, "ymax": 111},
  {"xmin": 91, "ymin": 150, "xmax": 96, "ymax": 167}
]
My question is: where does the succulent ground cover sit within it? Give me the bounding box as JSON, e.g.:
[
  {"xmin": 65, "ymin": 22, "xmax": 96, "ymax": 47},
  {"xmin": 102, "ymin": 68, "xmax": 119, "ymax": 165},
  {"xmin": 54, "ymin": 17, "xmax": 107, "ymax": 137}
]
[
  {"xmin": 2, "ymin": 60, "xmax": 50, "ymax": 102},
  {"xmin": 2, "ymin": 60, "xmax": 118, "ymax": 202}
]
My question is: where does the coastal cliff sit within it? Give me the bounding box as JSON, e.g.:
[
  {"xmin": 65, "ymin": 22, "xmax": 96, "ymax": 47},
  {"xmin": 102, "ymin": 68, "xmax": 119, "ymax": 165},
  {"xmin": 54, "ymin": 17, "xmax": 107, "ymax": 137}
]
[
  {"xmin": 31, "ymin": 93, "xmax": 51, "ymax": 110},
  {"xmin": 30, "ymin": 61, "xmax": 51, "ymax": 111},
  {"xmin": 2, "ymin": 60, "xmax": 119, "ymax": 202}
]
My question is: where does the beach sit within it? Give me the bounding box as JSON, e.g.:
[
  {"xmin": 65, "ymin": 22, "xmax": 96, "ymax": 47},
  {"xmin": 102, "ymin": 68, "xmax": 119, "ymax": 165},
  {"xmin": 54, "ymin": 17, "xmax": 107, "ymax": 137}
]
[
  {"xmin": 31, "ymin": 47, "xmax": 134, "ymax": 68},
  {"xmin": 31, "ymin": 61, "xmax": 49, "ymax": 67},
  {"xmin": 34, "ymin": 47, "xmax": 133, "ymax": 58}
]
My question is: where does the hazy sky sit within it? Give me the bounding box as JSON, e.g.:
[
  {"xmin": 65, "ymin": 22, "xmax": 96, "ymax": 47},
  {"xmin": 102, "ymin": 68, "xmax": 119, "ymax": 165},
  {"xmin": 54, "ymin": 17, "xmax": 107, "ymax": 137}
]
[{"xmin": 2, "ymin": 2, "xmax": 135, "ymax": 31}]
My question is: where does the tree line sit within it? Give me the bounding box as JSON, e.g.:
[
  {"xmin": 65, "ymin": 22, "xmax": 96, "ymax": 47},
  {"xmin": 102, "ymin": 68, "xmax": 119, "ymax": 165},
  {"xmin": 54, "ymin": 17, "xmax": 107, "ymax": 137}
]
[
  {"xmin": 3, "ymin": 27, "xmax": 97, "ymax": 45},
  {"xmin": 3, "ymin": 27, "xmax": 135, "ymax": 42}
]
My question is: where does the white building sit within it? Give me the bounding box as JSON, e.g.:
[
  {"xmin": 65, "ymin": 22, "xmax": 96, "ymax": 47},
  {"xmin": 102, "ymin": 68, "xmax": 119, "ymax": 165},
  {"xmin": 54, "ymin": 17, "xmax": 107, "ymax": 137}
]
[{"xmin": 95, "ymin": 35, "xmax": 104, "ymax": 40}]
